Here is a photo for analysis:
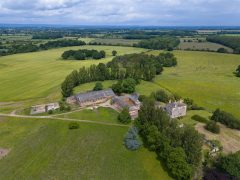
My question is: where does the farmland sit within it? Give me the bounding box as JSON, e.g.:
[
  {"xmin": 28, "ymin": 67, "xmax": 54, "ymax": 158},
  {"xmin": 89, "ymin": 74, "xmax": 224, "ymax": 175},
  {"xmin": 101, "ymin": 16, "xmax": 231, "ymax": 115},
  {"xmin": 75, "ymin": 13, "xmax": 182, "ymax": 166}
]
[
  {"xmin": 151, "ymin": 50, "xmax": 240, "ymax": 118},
  {"xmin": 90, "ymin": 38, "xmax": 140, "ymax": 46},
  {"xmin": 0, "ymin": 45, "xmax": 145, "ymax": 102},
  {"xmin": 0, "ymin": 116, "xmax": 171, "ymax": 180}
]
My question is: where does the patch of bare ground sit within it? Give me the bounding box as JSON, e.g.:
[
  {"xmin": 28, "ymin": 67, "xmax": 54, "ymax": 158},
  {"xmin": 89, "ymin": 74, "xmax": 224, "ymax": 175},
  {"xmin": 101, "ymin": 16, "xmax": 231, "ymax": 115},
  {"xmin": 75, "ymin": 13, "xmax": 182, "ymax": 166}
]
[
  {"xmin": 0, "ymin": 148, "xmax": 10, "ymax": 159},
  {"xmin": 195, "ymin": 123, "xmax": 240, "ymax": 154}
]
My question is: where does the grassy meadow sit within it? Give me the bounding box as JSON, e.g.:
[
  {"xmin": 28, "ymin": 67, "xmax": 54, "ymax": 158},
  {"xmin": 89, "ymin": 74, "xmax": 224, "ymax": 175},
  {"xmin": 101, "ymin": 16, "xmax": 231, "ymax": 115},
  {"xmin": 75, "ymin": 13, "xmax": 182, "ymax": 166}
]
[
  {"xmin": 90, "ymin": 38, "xmax": 140, "ymax": 46},
  {"xmin": 150, "ymin": 50, "xmax": 240, "ymax": 118},
  {"xmin": 0, "ymin": 45, "xmax": 145, "ymax": 102},
  {"xmin": 0, "ymin": 117, "xmax": 171, "ymax": 180},
  {"xmin": 57, "ymin": 107, "xmax": 120, "ymax": 124},
  {"xmin": 178, "ymin": 41, "xmax": 233, "ymax": 52}
]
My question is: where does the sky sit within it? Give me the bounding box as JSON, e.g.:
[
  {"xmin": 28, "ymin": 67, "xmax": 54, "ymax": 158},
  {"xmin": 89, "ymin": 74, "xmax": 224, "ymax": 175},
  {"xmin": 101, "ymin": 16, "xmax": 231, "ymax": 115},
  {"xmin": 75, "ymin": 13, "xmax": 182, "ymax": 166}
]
[{"xmin": 0, "ymin": 0, "xmax": 240, "ymax": 26}]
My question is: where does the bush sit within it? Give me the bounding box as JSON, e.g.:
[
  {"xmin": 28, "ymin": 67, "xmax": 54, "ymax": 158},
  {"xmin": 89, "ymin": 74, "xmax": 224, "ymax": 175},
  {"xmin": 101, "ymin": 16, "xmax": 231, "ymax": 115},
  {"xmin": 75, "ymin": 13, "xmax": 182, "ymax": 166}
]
[
  {"xmin": 48, "ymin": 110, "xmax": 53, "ymax": 114},
  {"xmin": 93, "ymin": 82, "xmax": 103, "ymax": 91},
  {"xmin": 205, "ymin": 121, "xmax": 220, "ymax": 134},
  {"xmin": 152, "ymin": 90, "xmax": 170, "ymax": 103},
  {"xmin": 191, "ymin": 115, "xmax": 209, "ymax": 123},
  {"xmin": 68, "ymin": 122, "xmax": 79, "ymax": 129},
  {"xmin": 118, "ymin": 107, "xmax": 131, "ymax": 124},
  {"xmin": 124, "ymin": 127, "xmax": 142, "ymax": 150},
  {"xmin": 218, "ymin": 151, "xmax": 240, "ymax": 179},
  {"xmin": 211, "ymin": 109, "xmax": 240, "ymax": 130}
]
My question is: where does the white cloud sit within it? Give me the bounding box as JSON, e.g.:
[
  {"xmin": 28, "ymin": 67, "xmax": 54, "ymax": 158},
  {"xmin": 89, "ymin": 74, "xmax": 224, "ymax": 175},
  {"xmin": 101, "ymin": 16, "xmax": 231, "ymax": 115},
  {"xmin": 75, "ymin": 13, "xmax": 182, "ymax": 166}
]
[{"xmin": 0, "ymin": 0, "xmax": 240, "ymax": 25}]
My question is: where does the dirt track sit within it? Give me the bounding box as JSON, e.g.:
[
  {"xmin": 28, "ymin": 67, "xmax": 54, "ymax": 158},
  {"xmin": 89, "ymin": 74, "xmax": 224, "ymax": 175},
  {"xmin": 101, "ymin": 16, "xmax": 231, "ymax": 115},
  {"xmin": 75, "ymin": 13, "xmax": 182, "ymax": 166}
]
[{"xmin": 195, "ymin": 123, "xmax": 240, "ymax": 154}]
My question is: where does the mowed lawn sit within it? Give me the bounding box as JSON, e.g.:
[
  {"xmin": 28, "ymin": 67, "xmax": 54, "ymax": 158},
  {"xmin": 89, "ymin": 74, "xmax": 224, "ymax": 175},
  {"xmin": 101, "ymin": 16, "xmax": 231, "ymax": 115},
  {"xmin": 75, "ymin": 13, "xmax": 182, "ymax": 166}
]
[
  {"xmin": 74, "ymin": 80, "xmax": 165, "ymax": 96},
  {"xmin": 0, "ymin": 117, "xmax": 171, "ymax": 180},
  {"xmin": 151, "ymin": 50, "xmax": 240, "ymax": 118},
  {"xmin": 0, "ymin": 46, "xmax": 145, "ymax": 102},
  {"xmin": 58, "ymin": 107, "xmax": 120, "ymax": 124}
]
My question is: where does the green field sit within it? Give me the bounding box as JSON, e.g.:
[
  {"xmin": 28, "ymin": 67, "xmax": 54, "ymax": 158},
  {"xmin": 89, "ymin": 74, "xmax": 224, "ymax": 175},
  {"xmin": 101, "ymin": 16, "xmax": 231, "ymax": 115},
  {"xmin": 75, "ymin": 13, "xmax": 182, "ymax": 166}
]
[
  {"xmin": 57, "ymin": 107, "xmax": 120, "ymax": 124},
  {"xmin": 0, "ymin": 45, "xmax": 145, "ymax": 103},
  {"xmin": 74, "ymin": 80, "xmax": 166, "ymax": 96},
  {"xmin": 178, "ymin": 41, "xmax": 233, "ymax": 52},
  {"xmin": 150, "ymin": 50, "xmax": 240, "ymax": 118},
  {"xmin": 90, "ymin": 38, "xmax": 140, "ymax": 46},
  {"xmin": 0, "ymin": 117, "xmax": 171, "ymax": 179}
]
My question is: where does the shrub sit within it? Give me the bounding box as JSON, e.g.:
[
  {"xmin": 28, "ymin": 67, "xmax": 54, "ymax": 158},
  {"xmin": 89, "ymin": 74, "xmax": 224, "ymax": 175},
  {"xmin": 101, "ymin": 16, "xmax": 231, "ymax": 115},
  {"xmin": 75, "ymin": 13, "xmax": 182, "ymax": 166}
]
[
  {"xmin": 93, "ymin": 82, "xmax": 103, "ymax": 91},
  {"xmin": 191, "ymin": 115, "xmax": 209, "ymax": 123},
  {"xmin": 124, "ymin": 127, "xmax": 142, "ymax": 150},
  {"xmin": 68, "ymin": 122, "xmax": 79, "ymax": 129},
  {"xmin": 218, "ymin": 151, "xmax": 240, "ymax": 179},
  {"xmin": 48, "ymin": 110, "xmax": 53, "ymax": 114},
  {"xmin": 211, "ymin": 109, "xmax": 240, "ymax": 130},
  {"xmin": 152, "ymin": 90, "xmax": 170, "ymax": 103},
  {"xmin": 118, "ymin": 107, "xmax": 131, "ymax": 124},
  {"xmin": 205, "ymin": 121, "xmax": 220, "ymax": 134}
]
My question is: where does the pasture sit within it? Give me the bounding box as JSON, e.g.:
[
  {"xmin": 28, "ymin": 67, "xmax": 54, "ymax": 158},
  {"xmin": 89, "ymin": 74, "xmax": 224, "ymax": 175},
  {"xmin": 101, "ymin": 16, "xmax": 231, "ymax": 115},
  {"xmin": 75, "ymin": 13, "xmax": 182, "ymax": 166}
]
[
  {"xmin": 0, "ymin": 45, "xmax": 145, "ymax": 103},
  {"xmin": 178, "ymin": 41, "xmax": 233, "ymax": 52},
  {"xmin": 74, "ymin": 80, "xmax": 165, "ymax": 96},
  {"xmin": 151, "ymin": 50, "xmax": 240, "ymax": 118},
  {"xmin": 0, "ymin": 117, "xmax": 171, "ymax": 180},
  {"xmin": 90, "ymin": 38, "xmax": 140, "ymax": 46},
  {"xmin": 57, "ymin": 107, "xmax": 120, "ymax": 124}
]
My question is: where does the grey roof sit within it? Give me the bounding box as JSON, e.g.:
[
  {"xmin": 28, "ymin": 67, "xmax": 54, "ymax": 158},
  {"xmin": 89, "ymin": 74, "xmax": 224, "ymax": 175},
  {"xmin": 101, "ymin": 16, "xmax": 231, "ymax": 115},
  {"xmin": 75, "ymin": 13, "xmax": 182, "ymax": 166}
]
[
  {"xmin": 165, "ymin": 101, "xmax": 186, "ymax": 110},
  {"xmin": 112, "ymin": 94, "xmax": 140, "ymax": 109},
  {"xmin": 75, "ymin": 89, "xmax": 115, "ymax": 102}
]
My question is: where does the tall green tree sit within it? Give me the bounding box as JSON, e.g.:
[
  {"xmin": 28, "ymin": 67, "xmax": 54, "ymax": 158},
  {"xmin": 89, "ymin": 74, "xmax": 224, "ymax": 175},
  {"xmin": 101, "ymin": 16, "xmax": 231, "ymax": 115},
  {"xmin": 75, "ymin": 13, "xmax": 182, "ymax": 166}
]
[
  {"xmin": 118, "ymin": 107, "xmax": 131, "ymax": 124},
  {"xmin": 236, "ymin": 65, "xmax": 240, "ymax": 77}
]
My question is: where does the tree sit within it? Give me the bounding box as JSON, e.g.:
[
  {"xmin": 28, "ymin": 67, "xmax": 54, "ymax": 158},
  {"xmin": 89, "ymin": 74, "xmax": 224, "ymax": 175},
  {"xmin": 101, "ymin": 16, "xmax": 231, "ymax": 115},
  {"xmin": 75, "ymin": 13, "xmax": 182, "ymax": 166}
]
[
  {"xmin": 61, "ymin": 75, "xmax": 74, "ymax": 97},
  {"xmin": 93, "ymin": 82, "xmax": 103, "ymax": 91},
  {"xmin": 219, "ymin": 151, "xmax": 240, "ymax": 179},
  {"xmin": 118, "ymin": 107, "xmax": 131, "ymax": 124},
  {"xmin": 112, "ymin": 50, "xmax": 117, "ymax": 56},
  {"xmin": 124, "ymin": 127, "xmax": 142, "ymax": 150},
  {"xmin": 236, "ymin": 65, "xmax": 240, "ymax": 77},
  {"xmin": 122, "ymin": 78, "xmax": 137, "ymax": 94},
  {"xmin": 217, "ymin": 48, "xmax": 228, "ymax": 53},
  {"xmin": 166, "ymin": 147, "xmax": 193, "ymax": 180},
  {"xmin": 205, "ymin": 121, "xmax": 220, "ymax": 134},
  {"xmin": 152, "ymin": 90, "xmax": 170, "ymax": 103}
]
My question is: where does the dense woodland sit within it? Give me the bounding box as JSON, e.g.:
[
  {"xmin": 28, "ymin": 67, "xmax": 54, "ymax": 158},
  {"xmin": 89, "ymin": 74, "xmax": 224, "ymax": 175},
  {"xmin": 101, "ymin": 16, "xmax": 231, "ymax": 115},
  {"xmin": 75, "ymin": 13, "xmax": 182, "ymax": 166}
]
[
  {"xmin": 0, "ymin": 39, "xmax": 86, "ymax": 56},
  {"xmin": 135, "ymin": 36, "xmax": 180, "ymax": 50},
  {"xmin": 136, "ymin": 98, "xmax": 203, "ymax": 179},
  {"xmin": 61, "ymin": 52, "xmax": 177, "ymax": 97},
  {"xmin": 62, "ymin": 49, "xmax": 105, "ymax": 60},
  {"xmin": 32, "ymin": 33, "xmax": 63, "ymax": 39},
  {"xmin": 207, "ymin": 35, "xmax": 240, "ymax": 54}
]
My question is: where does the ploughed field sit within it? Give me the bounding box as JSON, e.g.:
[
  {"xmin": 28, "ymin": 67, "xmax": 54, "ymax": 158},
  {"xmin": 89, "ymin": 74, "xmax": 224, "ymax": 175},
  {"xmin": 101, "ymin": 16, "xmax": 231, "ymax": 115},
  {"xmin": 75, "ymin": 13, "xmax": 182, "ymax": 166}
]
[{"xmin": 0, "ymin": 116, "xmax": 171, "ymax": 180}]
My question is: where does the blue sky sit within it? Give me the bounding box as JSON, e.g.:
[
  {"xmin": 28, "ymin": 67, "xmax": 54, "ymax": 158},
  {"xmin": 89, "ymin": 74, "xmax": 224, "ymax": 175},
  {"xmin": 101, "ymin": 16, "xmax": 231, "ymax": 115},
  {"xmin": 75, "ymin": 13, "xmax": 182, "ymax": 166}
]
[{"xmin": 0, "ymin": 0, "xmax": 240, "ymax": 26}]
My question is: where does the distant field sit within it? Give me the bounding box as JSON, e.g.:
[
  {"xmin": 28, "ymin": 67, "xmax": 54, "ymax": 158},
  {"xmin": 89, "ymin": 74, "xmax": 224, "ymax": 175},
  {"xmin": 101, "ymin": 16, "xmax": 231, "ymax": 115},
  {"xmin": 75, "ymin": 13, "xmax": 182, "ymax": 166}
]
[
  {"xmin": 0, "ymin": 45, "xmax": 145, "ymax": 103},
  {"xmin": 149, "ymin": 50, "xmax": 240, "ymax": 118},
  {"xmin": 178, "ymin": 41, "xmax": 233, "ymax": 52},
  {"xmin": 0, "ymin": 117, "xmax": 171, "ymax": 179},
  {"xmin": 90, "ymin": 38, "xmax": 140, "ymax": 46}
]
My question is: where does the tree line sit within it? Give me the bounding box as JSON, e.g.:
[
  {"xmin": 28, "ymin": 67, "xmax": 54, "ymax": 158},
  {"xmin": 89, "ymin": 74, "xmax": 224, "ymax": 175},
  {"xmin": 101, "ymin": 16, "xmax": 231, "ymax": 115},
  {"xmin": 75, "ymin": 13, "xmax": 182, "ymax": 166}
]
[
  {"xmin": 134, "ymin": 36, "xmax": 180, "ymax": 50},
  {"xmin": 207, "ymin": 35, "xmax": 240, "ymax": 54},
  {"xmin": 136, "ymin": 98, "xmax": 203, "ymax": 180},
  {"xmin": 62, "ymin": 49, "xmax": 105, "ymax": 60},
  {"xmin": 32, "ymin": 33, "xmax": 63, "ymax": 39},
  {"xmin": 61, "ymin": 52, "xmax": 177, "ymax": 97},
  {"xmin": 211, "ymin": 109, "xmax": 240, "ymax": 130},
  {"xmin": 0, "ymin": 39, "xmax": 86, "ymax": 56}
]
